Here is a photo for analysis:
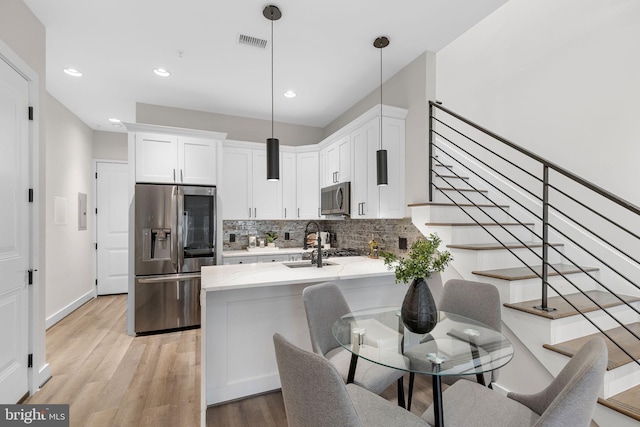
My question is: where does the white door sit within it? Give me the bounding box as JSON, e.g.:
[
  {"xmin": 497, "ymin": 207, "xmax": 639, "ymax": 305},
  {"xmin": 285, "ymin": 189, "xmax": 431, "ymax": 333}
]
[
  {"xmin": 96, "ymin": 162, "xmax": 129, "ymax": 295},
  {"xmin": 0, "ymin": 56, "xmax": 30, "ymax": 403}
]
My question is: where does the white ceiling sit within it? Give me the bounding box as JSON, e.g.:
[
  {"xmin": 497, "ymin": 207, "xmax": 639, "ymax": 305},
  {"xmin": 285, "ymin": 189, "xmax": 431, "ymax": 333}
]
[{"xmin": 23, "ymin": 0, "xmax": 508, "ymax": 132}]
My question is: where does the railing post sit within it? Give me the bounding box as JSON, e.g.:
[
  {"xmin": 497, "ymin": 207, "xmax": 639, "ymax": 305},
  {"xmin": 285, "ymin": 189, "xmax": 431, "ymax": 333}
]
[
  {"xmin": 535, "ymin": 165, "xmax": 556, "ymax": 312},
  {"xmin": 428, "ymin": 102, "xmax": 434, "ymax": 202}
]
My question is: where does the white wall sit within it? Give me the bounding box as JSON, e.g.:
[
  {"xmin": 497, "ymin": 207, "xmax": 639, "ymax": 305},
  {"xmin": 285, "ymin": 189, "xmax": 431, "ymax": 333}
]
[
  {"xmin": 136, "ymin": 102, "xmax": 324, "ymax": 147},
  {"xmin": 45, "ymin": 94, "xmax": 95, "ymax": 327},
  {"xmin": 94, "ymin": 130, "xmax": 127, "ymax": 161},
  {"xmin": 436, "ymin": 0, "xmax": 640, "ymax": 207}
]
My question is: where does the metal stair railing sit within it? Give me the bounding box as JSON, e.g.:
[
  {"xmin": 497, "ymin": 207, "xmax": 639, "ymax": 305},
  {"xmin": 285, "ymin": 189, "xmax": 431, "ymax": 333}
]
[{"xmin": 428, "ymin": 100, "xmax": 640, "ymax": 367}]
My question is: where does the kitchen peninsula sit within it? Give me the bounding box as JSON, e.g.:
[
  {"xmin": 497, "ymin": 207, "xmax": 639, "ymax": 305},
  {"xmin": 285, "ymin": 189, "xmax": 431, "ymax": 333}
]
[{"xmin": 200, "ymin": 255, "xmax": 408, "ymax": 416}]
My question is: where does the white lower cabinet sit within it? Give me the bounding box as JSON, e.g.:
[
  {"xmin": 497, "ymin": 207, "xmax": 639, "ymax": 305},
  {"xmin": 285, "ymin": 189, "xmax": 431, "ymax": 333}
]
[
  {"xmin": 223, "ymin": 253, "xmax": 301, "ymax": 264},
  {"xmin": 223, "ymin": 256, "xmax": 258, "ymax": 265}
]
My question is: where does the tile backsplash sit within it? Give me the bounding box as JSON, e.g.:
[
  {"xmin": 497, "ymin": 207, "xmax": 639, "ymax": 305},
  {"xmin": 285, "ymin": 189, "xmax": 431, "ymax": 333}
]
[{"xmin": 222, "ymin": 218, "xmax": 424, "ymax": 256}]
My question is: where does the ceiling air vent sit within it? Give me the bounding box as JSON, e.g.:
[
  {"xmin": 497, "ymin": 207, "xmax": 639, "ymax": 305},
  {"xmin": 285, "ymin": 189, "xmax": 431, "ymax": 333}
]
[{"xmin": 238, "ymin": 34, "xmax": 268, "ymax": 49}]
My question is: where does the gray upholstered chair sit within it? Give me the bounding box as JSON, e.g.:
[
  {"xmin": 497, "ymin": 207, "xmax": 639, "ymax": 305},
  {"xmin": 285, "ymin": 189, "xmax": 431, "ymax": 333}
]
[
  {"xmin": 422, "ymin": 336, "xmax": 607, "ymax": 427},
  {"xmin": 407, "ymin": 279, "xmax": 502, "ymax": 409},
  {"xmin": 273, "ymin": 333, "xmax": 429, "ymax": 427},
  {"xmin": 302, "ymin": 282, "xmax": 408, "ymax": 406}
]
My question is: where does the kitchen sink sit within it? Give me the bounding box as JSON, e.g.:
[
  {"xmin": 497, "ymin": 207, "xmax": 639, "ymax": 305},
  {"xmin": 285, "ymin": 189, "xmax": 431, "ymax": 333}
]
[{"xmin": 283, "ymin": 261, "xmax": 337, "ymax": 268}]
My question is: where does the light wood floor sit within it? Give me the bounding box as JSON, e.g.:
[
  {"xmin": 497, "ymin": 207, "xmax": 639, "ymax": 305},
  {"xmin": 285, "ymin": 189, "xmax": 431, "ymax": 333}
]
[
  {"xmin": 25, "ymin": 294, "xmax": 200, "ymax": 427},
  {"xmin": 28, "ymin": 294, "xmax": 435, "ymax": 427}
]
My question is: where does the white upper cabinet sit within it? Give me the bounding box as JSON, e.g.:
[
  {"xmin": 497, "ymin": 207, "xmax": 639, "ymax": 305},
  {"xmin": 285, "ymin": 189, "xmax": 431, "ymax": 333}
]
[
  {"xmin": 251, "ymin": 149, "xmax": 283, "ymax": 219},
  {"xmin": 321, "ymin": 136, "xmax": 351, "ymax": 187},
  {"xmin": 282, "ymin": 151, "xmax": 297, "ymax": 219},
  {"xmin": 221, "ymin": 144, "xmax": 282, "ymax": 220},
  {"xmin": 131, "ymin": 126, "xmax": 224, "ymax": 185},
  {"xmin": 135, "ymin": 133, "xmax": 179, "ymax": 183},
  {"xmin": 351, "ymin": 117, "xmax": 380, "ymax": 219},
  {"xmin": 379, "ymin": 116, "xmax": 406, "ymax": 218},
  {"xmin": 296, "ymin": 151, "xmax": 320, "ymax": 219},
  {"xmin": 179, "ymin": 137, "xmax": 218, "ymax": 185},
  {"xmin": 221, "ymin": 146, "xmax": 252, "ymax": 219}
]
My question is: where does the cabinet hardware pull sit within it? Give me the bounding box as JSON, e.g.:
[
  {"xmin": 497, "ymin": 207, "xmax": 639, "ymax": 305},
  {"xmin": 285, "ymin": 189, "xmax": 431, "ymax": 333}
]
[
  {"xmin": 284, "ymin": 208, "xmax": 287, "ymax": 218},
  {"xmin": 180, "ymin": 169, "xmax": 183, "ymax": 182},
  {"xmin": 254, "ymin": 208, "xmax": 257, "ymax": 217},
  {"xmin": 298, "ymin": 208, "xmax": 300, "ymax": 218},
  {"xmin": 362, "ymin": 202, "xmax": 366, "ymax": 216},
  {"xmin": 249, "ymin": 208, "xmax": 252, "ymax": 218},
  {"xmin": 173, "ymin": 169, "xmax": 176, "ymax": 181}
]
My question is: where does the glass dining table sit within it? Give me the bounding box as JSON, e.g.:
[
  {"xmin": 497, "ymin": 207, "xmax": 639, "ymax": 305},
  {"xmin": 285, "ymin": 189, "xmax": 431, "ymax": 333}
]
[{"xmin": 332, "ymin": 307, "xmax": 514, "ymax": 427}]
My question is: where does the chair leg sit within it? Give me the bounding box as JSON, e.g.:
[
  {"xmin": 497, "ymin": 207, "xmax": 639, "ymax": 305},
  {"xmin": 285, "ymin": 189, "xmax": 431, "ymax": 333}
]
[
  {"xmin": 407, "ymin": 373, "xmax": 415, "ymax": 411},
  {"xmin": 397, "ymin": 377, "xmax": 406, "ymax": 408}
]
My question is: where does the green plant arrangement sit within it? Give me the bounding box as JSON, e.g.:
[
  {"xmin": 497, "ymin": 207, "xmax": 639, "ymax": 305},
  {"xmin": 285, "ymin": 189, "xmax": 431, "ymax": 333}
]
[
  {"xmin": 381, "ymin": 234, "xmax": 452, "ymax": 284},
  {"xmin": 381, "ymin": 234, "xmax": 453, "ymax": 334},
  {"xmin": 265, "ymin": 231, "xmax": 278, "ymax": 243}
]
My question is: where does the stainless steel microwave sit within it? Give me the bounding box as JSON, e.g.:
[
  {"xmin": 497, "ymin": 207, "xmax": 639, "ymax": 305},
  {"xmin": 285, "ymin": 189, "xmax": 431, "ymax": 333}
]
[{"xmin": 321, "ymin": 182, "xmax": 351, "ymax": 216}]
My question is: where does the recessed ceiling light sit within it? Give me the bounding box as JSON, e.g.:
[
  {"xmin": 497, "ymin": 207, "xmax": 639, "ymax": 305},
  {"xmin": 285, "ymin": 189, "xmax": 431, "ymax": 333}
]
[
  {"xmin": 283, "ymin": 90, "xmax": 296, "ymax": 98},
  {"xmin": 108, "ymin": 117, "xmax": 121, "ymax": 123},
  {"xmin": 63, "ymin": 68, "xmax": 83, "ymax": 77},
  {"xmin": 153, "ymin": 68, "xmax": 171, "ymax": 77}
]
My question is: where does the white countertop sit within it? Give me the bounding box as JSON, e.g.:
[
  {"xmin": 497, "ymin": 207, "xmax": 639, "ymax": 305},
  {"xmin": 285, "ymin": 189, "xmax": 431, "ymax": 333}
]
[{"xmin": 202, "ymin": 256, "xmax": 394, "ymax": 291}]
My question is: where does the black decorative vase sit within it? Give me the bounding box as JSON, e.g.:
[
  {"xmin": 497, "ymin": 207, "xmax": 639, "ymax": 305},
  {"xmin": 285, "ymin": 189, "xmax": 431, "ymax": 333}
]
[{"xmin": 401, "ymin": 277, "xmax": 438, "ymax": 334}]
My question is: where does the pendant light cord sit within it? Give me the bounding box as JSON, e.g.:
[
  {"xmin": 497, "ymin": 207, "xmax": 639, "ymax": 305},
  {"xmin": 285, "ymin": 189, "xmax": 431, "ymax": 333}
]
[
  {"xmin": 379, "ymin": 44, "xmax": 383, "ymax": 150},
  {"xmin": 271, "ymin": 15, "xmax": 274, "ymax": 139}
]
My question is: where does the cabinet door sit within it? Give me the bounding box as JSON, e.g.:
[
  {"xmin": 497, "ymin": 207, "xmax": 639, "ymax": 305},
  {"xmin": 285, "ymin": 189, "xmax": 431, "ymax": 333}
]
[
  {"xmin": 352, "ymin": 118, "xmax": 379, "ymax": 218},
  {"xmin": 379, "ymin": 117, "xmax": 406, "ymax": 218},
  {"xmin": 325, "ymin": 143, "xmax": 339, "ymax": 184},
  {"xmin": 257, "ymin": 254, "xmax": 290, "ymax": 263},
  {"xmin": 296, "ymin": 151, "xmax": 319, "ymax": 219},
  {"xmin": 179, "ymin": 137, "xmax": 217, "ymax": 185},
  {"xmin": 337, "ymin": 136, "xmax": 351, "ymax": 183},
  {"xmin": 223, "ymin": 256, "xmax": 258, "ymax": 265},
  {"xmin": 252, "ymin": 149, "xmax": 283, "ymax": 219},
  {"xmin": 135, "ymin": 133, "xmax": 178, "ymax": 183},
  {"xmin": 221, "ymin": 146, "xmax": 252, "ymax": 219},
  {"xmin": 282, "ymin": 151, "xmax": 297, "ymax": 219}
]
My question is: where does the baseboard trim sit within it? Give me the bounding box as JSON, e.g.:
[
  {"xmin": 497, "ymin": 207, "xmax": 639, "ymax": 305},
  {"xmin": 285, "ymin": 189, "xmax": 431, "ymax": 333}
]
[{"xmin": 46, "ymin": 290, "xmax": 95, "ymax": 329}]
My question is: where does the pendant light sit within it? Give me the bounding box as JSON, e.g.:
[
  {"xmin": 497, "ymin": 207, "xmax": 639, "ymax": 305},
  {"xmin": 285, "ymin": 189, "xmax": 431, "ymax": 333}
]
[
  {"xmin": 374, "ymin": 36, "xmax": 389, "ymax": 186},
  {"xmin": 264, "ymin": 5, "xmax": 282, "ymax": 181}
]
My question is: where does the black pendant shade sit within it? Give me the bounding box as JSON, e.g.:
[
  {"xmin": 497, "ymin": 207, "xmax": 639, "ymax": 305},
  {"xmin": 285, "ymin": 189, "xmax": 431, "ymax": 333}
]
[
  {"xmin": 267, "ymin": 138, "xmax": 279, "ymax": 181},
  {"xmin": 376, "ymin": 148, "xmax": 388, "ymax": 186}
]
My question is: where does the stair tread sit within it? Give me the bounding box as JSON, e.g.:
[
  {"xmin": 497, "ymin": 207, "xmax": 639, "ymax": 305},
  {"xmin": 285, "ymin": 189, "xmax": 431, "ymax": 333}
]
[
  {"xmin": 473, "ymin": 263, "xmax": 598, "ymax": 281},
  {"xmin": 543, "ymin": 322, "xmax": 640, "ymax": 370},
  {"xmin": 599, "ymin": 384, "xmax": 640, "ymax": 422},
  {"xmin": 435, "ymin": 175, "xmax": 469, "ymax": 180},
  {"xmin": 408, "ymin": 202, "xmax": 508, "ymax": 208},
  {"xmin": 503, "ymin": 290, "xmax": 640, "ymax": 320},
  {"xmin": 448, "ymin": 242, "xmax": 563, "ymax": 250},
  {"xmin": 435, "ymin": 187, "xmax": 488, "ymax": 193}
]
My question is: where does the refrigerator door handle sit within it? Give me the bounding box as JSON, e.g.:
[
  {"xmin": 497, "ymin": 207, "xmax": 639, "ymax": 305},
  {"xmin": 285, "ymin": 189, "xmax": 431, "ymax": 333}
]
[
  {"xmin": 176, "ymin": 185, "xmax": 184, "ymax": 272},
  {"xmin": 136, "ymin": 273, "xmax": 201, "ymax": 284}
]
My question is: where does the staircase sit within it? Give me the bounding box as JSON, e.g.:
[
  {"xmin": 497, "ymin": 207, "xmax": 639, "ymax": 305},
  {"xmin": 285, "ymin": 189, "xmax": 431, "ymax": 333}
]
[{"xmin": 410, "ymin": 102, "xmax": 640, "ymax": 427}]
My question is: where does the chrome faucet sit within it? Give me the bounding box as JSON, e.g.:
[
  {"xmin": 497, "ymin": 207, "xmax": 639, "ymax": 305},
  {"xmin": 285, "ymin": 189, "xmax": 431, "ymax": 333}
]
[{"xmin": 303, "ymin": 221, "xmax": 322, "ymax": 268}]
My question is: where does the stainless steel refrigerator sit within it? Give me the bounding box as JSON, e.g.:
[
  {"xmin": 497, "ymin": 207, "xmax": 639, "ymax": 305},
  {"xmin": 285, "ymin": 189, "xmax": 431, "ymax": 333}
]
[{"xmin": 134, "ymin": 184, "xmax": 216, "ymax": 333}]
